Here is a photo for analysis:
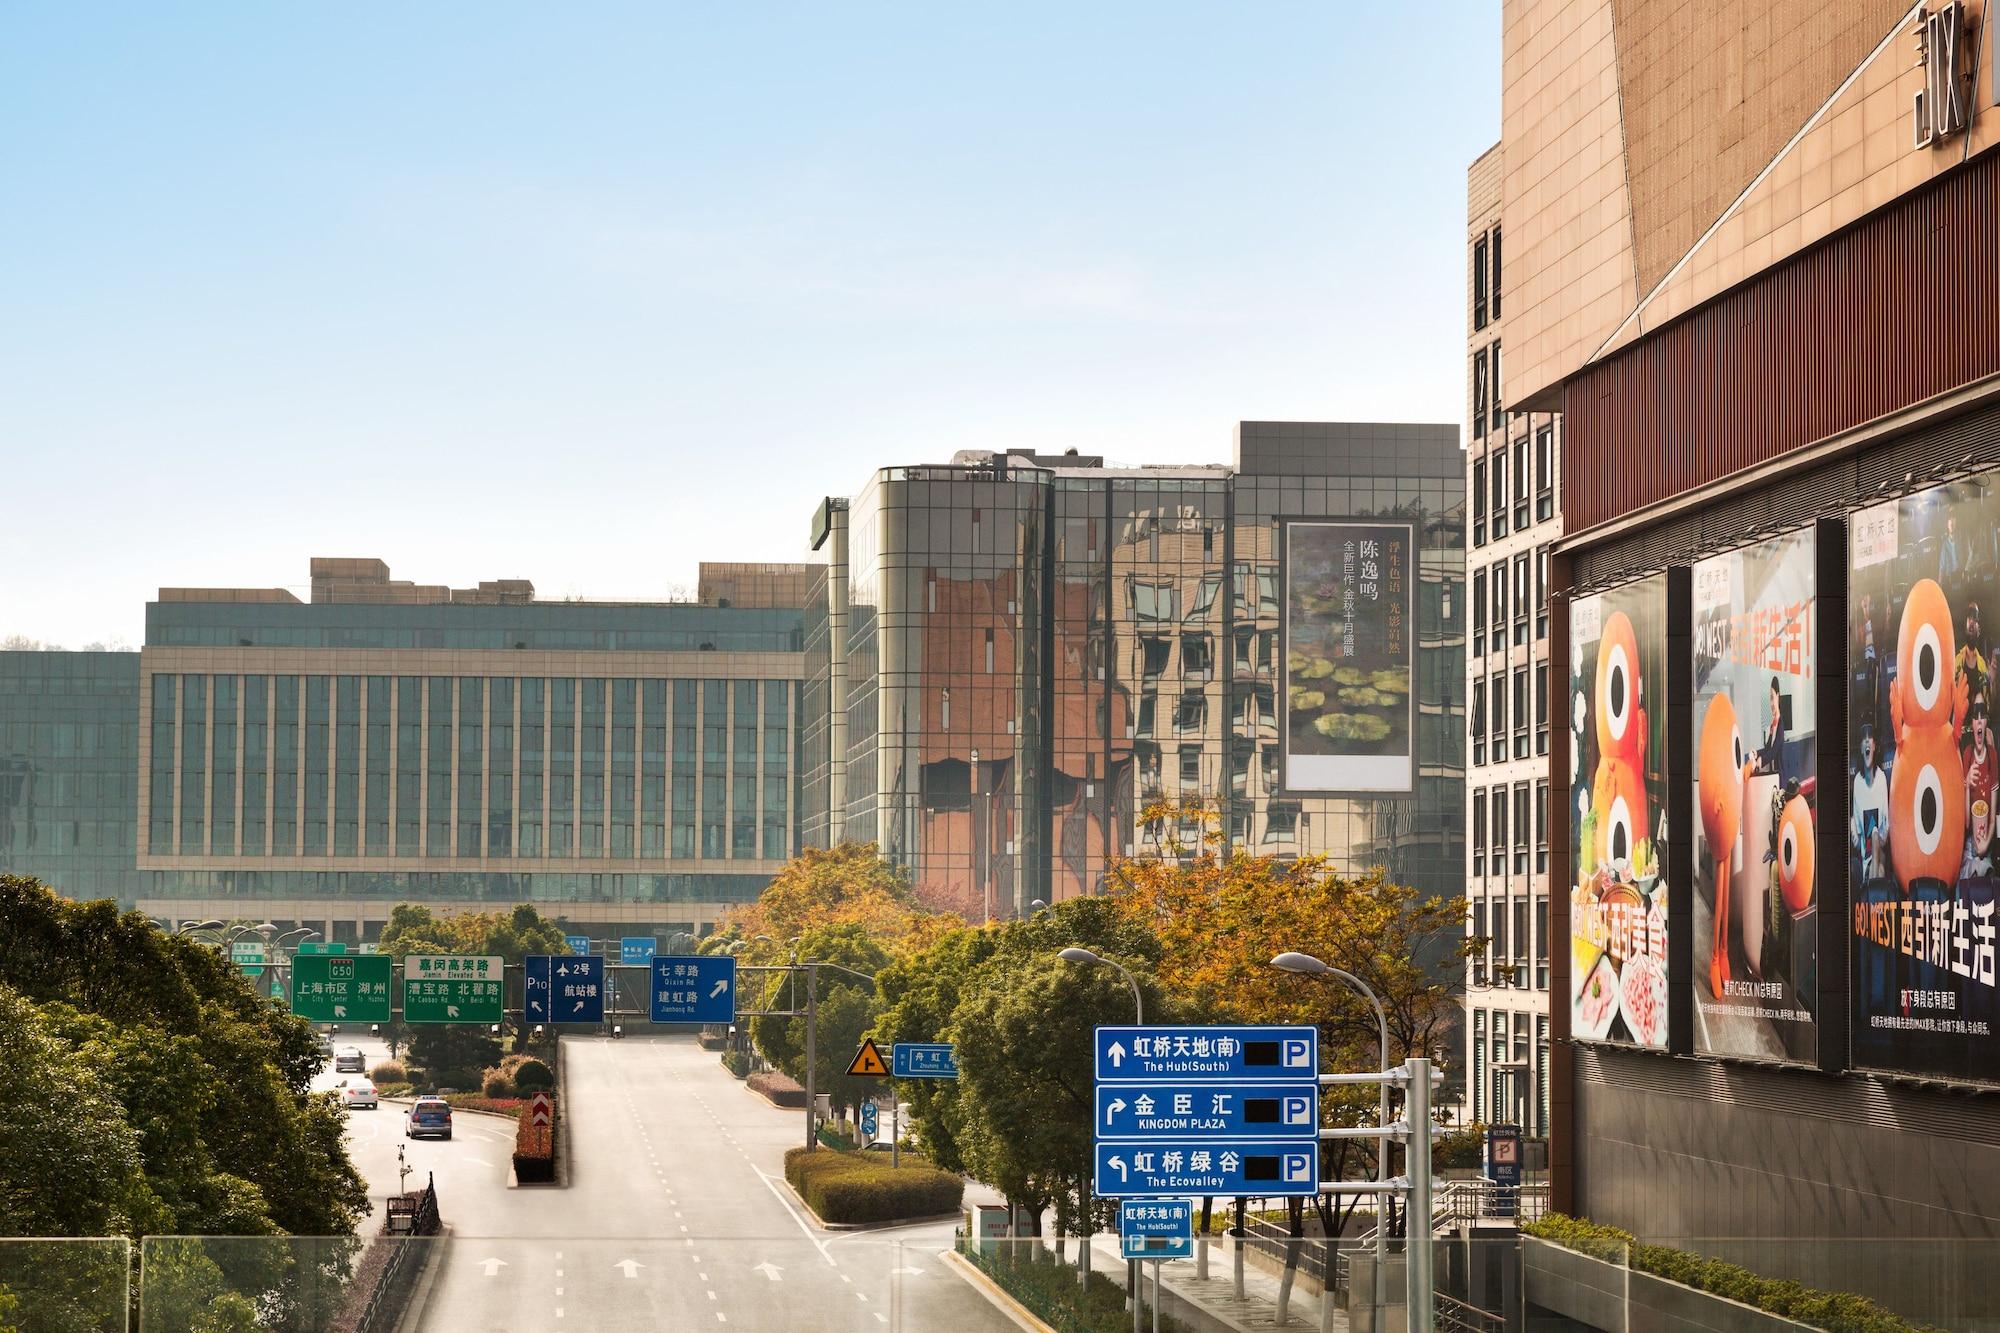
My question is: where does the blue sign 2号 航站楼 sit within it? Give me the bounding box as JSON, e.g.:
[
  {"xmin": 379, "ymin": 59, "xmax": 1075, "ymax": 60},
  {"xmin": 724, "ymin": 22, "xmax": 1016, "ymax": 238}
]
[
  {"xmin": 1096, "ymin": 1082, "xmax": 1317, "ymax": 1139},
  {"xmin": 1119, "ymin": 1200, "xmax": 1194, "ymax": 1260},
  {"xmin": 892, "ymin": 1042, "xmax": 958, "ymax": 1079},
  {"xmin": 649, "ymin": 955, "xmax": 736, "ymax": 1023},
  {"xmin": 621, "ymin": 937, "xmax": 657, "ymax": 967},
  {"xmin": 526, "ymin": 954, "xmax": 605, "ymax": 1024},
  {"xmin": 1094, "ymin": 1026, "xmax": 1316, "ymax": 1082}
]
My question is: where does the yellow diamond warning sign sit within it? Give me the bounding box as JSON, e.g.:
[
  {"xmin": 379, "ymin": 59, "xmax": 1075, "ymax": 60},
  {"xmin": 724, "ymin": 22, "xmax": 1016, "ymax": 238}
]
[{"xmin": 846, "ymin": 1037, "xmax": 890, "ymax": 1077}]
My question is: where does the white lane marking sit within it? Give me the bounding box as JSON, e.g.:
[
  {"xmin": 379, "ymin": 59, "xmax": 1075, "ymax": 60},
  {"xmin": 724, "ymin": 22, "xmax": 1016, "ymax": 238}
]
[
  {"xmin": 750, "ymin": 1164, "xmax": 838, "ymax": 1267},
  {"xmin": 707, "ymin": 1290, "xmax": 718, "ymax": 1301},
  {"xmin": 874, "ymin": 1316, "xmax": 886, "ymax": 1325}
]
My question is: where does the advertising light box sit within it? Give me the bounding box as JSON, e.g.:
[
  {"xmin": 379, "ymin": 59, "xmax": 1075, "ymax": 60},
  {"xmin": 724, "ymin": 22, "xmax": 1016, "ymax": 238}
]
[{"xmin": 1282, "ymin": 520, "xmax": 1415, "ymax": 793}]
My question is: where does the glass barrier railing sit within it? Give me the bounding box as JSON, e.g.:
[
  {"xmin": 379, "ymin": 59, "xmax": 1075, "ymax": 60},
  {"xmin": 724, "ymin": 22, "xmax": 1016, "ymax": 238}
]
[{"xmin": 0, "ymin": 1238, "xmax": 131, "ymax": 1333}]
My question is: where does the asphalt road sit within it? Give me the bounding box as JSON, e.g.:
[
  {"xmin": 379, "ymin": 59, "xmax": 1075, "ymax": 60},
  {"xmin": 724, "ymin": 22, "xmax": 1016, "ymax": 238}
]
[{"xmin": 329, "ymin": 1033, "xmax": 1019, "ymax": 1332}]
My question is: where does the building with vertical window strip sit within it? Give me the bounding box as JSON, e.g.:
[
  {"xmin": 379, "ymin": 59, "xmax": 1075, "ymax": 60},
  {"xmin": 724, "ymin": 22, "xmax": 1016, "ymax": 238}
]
[
  {"xmin": 1463, "ymin": 141, "xmax": 1561, "ymax": 1137},
  {"xmin": 2, "ymin": 558, "xmax": 807, "ymax": 946},
  {"xmin": 802, "ymin": 423, "xmax": 1467, "ymax": 925}
]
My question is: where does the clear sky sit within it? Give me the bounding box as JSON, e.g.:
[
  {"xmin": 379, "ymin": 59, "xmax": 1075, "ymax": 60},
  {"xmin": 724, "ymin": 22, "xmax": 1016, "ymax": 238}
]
[{"xmin": 4, "ymin": 4, "xmax": 1501, "ymax": 648}]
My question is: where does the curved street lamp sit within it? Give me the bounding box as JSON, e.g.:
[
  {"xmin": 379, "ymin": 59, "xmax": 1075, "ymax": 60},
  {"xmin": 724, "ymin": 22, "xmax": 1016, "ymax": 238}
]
[{"xmin": 1058, "ymin": 947, "xmax": 1143, "ymax": 1023}]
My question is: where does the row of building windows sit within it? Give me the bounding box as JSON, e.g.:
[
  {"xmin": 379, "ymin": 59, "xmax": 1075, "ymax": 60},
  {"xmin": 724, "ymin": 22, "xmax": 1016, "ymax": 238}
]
[
  {"xmin": 1469, "ymin": 547, "xmax": 1551, "ymax": 660},
  {"xmin": 1472, "ymin": 224, "xmax": 1502, "ymax": 331},
  {"xmin": 1469, "ymin": 426, "xmax": 1556, "ymax": 547},
  {"xmin": 1469, "ymin": 780, "xmax": 1549, "ymax": 882},
  {"xmin": 1469, "ymin": 1007, "xmax": 1548, "ymax": 1136},
  {"xmin": 144, "ymin": 674, "xmax": 794, "ymax": 863},
  {"xmin": 1470, "ymin": 893, "xmax": 1550, "ymax": 991},
  {"xmin": 1468, "ymin": 663, "xmax": 1549, "ymax": 767}
]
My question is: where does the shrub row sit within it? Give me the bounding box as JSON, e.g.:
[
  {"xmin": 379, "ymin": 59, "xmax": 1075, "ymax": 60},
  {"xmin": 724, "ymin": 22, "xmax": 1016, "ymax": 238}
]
[
  {"xmin": 747, "ymin": 1070, "xmax": 806, "ymax": 1107},
  {"xmin": 784, "ymin": 1147, "xmax": 961, "ymax": 1225},
  {"xmin": 370, "ymin": 1061, "xmax": 407, "ymax": 1085},
  {"xmin": 512, "ymin": 1093, "xmax": 556, "ymax": 1184},
  {"xmin": 956, "ymin": 1237, "xmax": 1191, "ymax": 1333},
  {"xmin": 446, "ymin": 1094, "xmax": 525, "ymax": 1118},
  {"xmin": 1522, "ymin": 1214, "xmax": 1945, "ymax": 1333}
]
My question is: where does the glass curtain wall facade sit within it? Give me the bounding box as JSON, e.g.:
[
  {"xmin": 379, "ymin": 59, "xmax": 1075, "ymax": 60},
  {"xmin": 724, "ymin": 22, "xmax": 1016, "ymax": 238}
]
[
  {"xmin": 0, "ymin": 653, "xmax": 141, "ymax": 904},
  {"xmin": 810, "ymin": 425, "xmax": 1465, "ymax": 920}
]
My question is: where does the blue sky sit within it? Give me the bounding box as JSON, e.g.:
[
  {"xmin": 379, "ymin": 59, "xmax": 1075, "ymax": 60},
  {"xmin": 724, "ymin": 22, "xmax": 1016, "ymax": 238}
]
[{"xmin": 4, "ymin": 4, "xmax": 1501, "ymax": 646}]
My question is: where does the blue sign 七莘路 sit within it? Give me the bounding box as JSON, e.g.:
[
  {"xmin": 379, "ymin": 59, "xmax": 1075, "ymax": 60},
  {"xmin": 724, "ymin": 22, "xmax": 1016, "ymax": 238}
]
[
  {"xmin": 1119, "ymin": 1200, "xmax": 1194, "ymax": 1259},
  {"xmin": 649, "ymin": 955, "xmax": 736, "ymax": 1023},
  {"xmin": 565, "ymin": 934, "xmax": 591, "ymax": 956},
  {"xmin": 892, "ymin": 1042, "xmax": 959, "ymax": 1079},
  {"xmin": 1096, "ymin": 1082, "xmax": 1317, "ymax": 1140},
  {"xmin": 1094, "ymin": 1025, "xmax": 1317, "ymax": 1083},
  {"xmin": 1094, "ymin": 1141, "xmax": 1318, "ymax": 1198},
  {"xmin": 621, "ymin": 937, "xmax": 657, "ymax": 967}
]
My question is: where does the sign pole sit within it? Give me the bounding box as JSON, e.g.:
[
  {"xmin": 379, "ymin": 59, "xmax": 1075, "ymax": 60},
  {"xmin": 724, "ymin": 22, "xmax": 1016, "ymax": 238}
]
[
  {"xmin": 1406, "ymin": 1056, "xmax": 1434, "ymax": 1333},
  {"xmin": 804, "ymin": 962, "xmax": 818, "ymax": 1152},
  {"xmin": 891, "ymin": 1098, "xmax": 900, "ymax": 1169}
]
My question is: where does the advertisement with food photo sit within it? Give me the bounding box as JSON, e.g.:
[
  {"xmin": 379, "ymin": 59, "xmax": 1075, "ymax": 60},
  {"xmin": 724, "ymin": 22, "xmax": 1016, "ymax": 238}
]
[
  {"xmin": 1569, "ymin": 575, "xmax": 1670, "ymax": 1049},
  {"xmin": 1850, "ymin": 482, "xmax": 2000, "ymax": 1085},
  {"xmin": 1691, "ymin": 530, "xmax": 1818, "ymax": 1065},
  {"xmin": 1283, "ymin": 520, "xmax": 1414, "ymax": 793}
]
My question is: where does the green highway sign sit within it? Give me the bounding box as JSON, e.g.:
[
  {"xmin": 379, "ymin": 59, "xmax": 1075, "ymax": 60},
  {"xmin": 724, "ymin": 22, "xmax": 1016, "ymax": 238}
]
[
  {"xmin": 230, "ymin": 941, "xmax": 267, "ymax": 977},
  {"xmin": 297, "ymin": 942, "xmax": 348, "ymax": 956},
  {"xmin": 290, "ymin": 953, "xmax": 391, "ymax": 1022},
  {"xmin": 403, "ymin": 955, "xmax": 505, "ymax": 1024}
]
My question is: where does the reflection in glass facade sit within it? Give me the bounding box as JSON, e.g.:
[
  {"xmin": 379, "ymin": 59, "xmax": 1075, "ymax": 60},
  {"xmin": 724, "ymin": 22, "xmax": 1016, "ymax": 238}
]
[
  {"xmin": 805, "ymin": 425, "xmax": 1466, "ymax": 921},
  {"xmin": 1, "ymin": 559, "xmax": 811, "ymax": 937}
]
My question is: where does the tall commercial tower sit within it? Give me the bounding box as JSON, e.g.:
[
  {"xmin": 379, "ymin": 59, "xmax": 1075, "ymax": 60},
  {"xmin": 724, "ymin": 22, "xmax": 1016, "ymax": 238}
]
[
  {"xmin": 1, "ymin": 558, "xmax": 808, "ymax": 945},
  {"xmin": 1463, "ymin": 142, "xmax": 1564, "ymax": 1136},
  {"xmin": 802, "ymin": 423, "xmax": 1467, "ymax": 922},
  {"xmin": 1502, "ymin": 0, "xmax": 2000, "ymax": 1319}
]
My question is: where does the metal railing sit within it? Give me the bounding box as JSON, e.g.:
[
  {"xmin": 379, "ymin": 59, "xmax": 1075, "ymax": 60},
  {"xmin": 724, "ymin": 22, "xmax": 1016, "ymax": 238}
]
[
  {"xmin": 359, "ymin": 1175, "xmax": 441, "ymax": 1333},
  {"xmin": 1436, "ymin": 1290, "xmax": 1508, "ymax": 1333}
]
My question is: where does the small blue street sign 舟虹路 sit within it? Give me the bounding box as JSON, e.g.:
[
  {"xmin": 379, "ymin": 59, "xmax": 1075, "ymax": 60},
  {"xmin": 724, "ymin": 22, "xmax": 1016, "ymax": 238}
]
[
  {"xmin": 1094, "ymin": 1026, "xmax": 1317, "ymax": 1082},
  {"xmin": 1119, "ymin": 1200, "xmax": 1195, "ymax": 1260},
  {"xmin": 891, "ymin": 1042, "xmax": 959, "ymax": 1079},
  {"xmin": 860, "ymin": 1101, "xmax": 879, "ymax": 1136},
  {"xmin": 1094, "ymin": 1141, "xmax": 1318, "ymax": 1198},
  {"xmin": 526, "ymin": 954, "xmax": 605, "ymax": 1024},
  {"xmin": 621, "ymin": 937, "xmax": 657, "ymax": 967},
  {"xmin": 565, "ymin": 934, "xmax": 591, "ymax": 956},
  {"xmin": 1096, "ymin": 1082, "xmax": 1318, "ymax": 1140},
  {"xmin": 649, "ymin": 955, "xmax": 736, "ymax": 1023}
]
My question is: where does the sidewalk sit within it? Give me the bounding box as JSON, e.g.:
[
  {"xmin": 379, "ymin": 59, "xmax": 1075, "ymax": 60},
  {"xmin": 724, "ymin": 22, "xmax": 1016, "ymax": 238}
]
[{"xmin": 1081, "ymin": 1232, "xmax": 1349, "ymax": 1333}]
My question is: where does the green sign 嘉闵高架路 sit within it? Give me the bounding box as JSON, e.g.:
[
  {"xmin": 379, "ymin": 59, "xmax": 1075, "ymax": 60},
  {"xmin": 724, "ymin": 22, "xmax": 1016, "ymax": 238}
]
[
  {"xmin": 402, "ymin": 955, "xmax": 505, "ymax": 1024},
  {"xmin": 290, "ymin": 953, "xmax": 392, "ymax": 1023}
]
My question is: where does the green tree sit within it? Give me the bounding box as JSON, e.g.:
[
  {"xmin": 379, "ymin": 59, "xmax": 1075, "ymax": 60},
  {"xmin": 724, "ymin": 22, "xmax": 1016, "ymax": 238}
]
[
  {"xmin": 749, "ymin": 922, "xmax": 889, "ymax": 1117},
  {"xmin": 377, "ymin": 902, "xmax": 572, "ymax": 965}
]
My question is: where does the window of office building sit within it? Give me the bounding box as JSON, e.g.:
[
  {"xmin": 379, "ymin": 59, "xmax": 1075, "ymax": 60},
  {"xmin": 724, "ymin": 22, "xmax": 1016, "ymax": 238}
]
[
  {"xmin": 1512, "ymin": 668, "xmax": 1529, "ymax": 760},
  {"xmin": 610, "ymin": 678, "xmax": 636, "ymax": 858},
  {"xmin": 673, "ymin": 680, "xmax": 697, "ymax": 859},
  {"xmin": 1513, "ymin": 435, "xmax": 1529, "ymax": 531},
  {"xmin": 425, "ymin": 678, "xmax": 451, "ymax": 857},
  {"xmin": 364, "ymin": 676, "xmax": 390, "ymax": 857},
  {"xmin": 1472, "ymin": 1010, "xmax": 1487, "ymax": 1123},
  {"xmin": 489, "ymin": 676, "xmax": 515, "ymax": 859},
  {"xmin": 1490, "ymin": 786, "xmax": 1507, "ymax": 886},
  {"xmin": 210, "ymin": 674, "xmax": 236, "ymax": 857},
  {"xmin": 520, "ymin": 678, "xmax": 545, "ymax": 857},
  {"xmin": 702, "ymin": 680, "xmax": 726, "ymax": 859},
  {"xmin": 1490, "ymin": 449, "xmax": 1507, "ymax": 538},
  {"xmin": 1472, "ymin": 459, "xmax": 1486, "ymax": 547},
  {"xmin": 272, "ymin": 675, "xmax": 298, "ymax": 855},
  {"xmin": 1536, "ymin": 547, "xmax": 1550, "ymax": 640},
  {"xmin": 1535, "ymin": 663, "xmax": 1550, "ymax": 756},
  {"xmin": 457, "ymin": 677, "xmax": 484, "ymax": 858},
  {"xmin": 1472, "ymin": 349, "xmax": 1489, "ymax": 438},
  {"xmin": 242, "ymin": 675, "xmax": 268, "ymax": 856},
  {"xmin": 302, "ymin": 675, "xmax": 327, "ymax": 857},
  {"xmin": 642, "ymin": 679, "xmax": 667, "ymax": 858},
  {"xmin": 763, "ymin": 681, "xmax": 790, "ymax": 859},
  {"xmin": 1513, "ymin": 554, "xmax": 1530, "ymax": 647},
  {"xmin": 180, "ymin": 674, "xmax": 207, "ymax": 854},
  {"xmin": 1513, "ymin": 780, "xmax": 1531, "ymax": 876},
  {"xmin": 149, "ymin": 674, "xmax": 175, "ymax": 853},
  {"xmin": 580, "ymin": 679, "xmax": 606, "ymax": 857},
  {"xmin": 395, "ymin": 677, "xmax": 421, "ymax": 856},
  {"xmin": 550, "ymin": 678, "xmax": 576, "ymax": 857},
  {"xmin": 1471, "ymin": 568, "xmax": 1486, "ymax": 659},
  {"xmin": 1490, "ymin": 226, "xmax": 1502, "ymax": 318},
  {"xmin": 1471, "ymin": 790, "xmax": 1485, "ymax": 877},
  {"xmin": 333, "ymin": 675, "xmax": 359, "ymax": 856},
  {"xmin": 1535, "ymin": 425, "xmax": 1554, "ymax": 521},
  {"xmin": 733, "ymin": 679, "xmax": 758, "ymax": 858},
  {"xmin": 1471, "ymin": 679, "xmax": 1486, "ymax": 767},
  {"xmin": 1473, "ymin": 234, "xmax": 1490, "ymax": 330}
]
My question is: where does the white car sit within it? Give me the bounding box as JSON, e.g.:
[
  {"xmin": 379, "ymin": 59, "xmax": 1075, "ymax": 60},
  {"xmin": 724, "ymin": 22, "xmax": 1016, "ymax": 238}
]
[{"xmin": 341, "ymin": 1080, "xmax": 379, "ymax": 1110}]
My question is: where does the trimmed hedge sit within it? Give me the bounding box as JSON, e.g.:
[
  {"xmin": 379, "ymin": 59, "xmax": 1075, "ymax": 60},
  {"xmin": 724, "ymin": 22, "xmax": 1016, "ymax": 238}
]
[
  {"xmin": 369, "ymin": 1061, "xmax": 408, "ymax": 1085},
  {"xmin": 1522, "ymin": 1214, "xmax": 1945, "ymax": 1333},
  {"xmin": 722, "ymin": 1048, "xmax": 752, "ymax": 1078},
  {"xmin": 512, "ymin": 1094, "xmax": 556, "ymax": 1184},
  {"xmin": 957, "ymin": 1237, "xmax": 1192, "ymax": 1333},
  {"xmin": 784, "ymin": 1147, "xmax": 961, "ymax": 1225},
  {"xmin": 748, "ymin": 1070, "xmax": 806, "ymax": 1107}
]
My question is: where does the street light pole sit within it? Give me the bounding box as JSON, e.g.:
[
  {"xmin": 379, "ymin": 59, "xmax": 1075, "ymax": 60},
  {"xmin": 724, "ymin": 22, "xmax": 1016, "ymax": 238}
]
[
  {"xmin": 1058, "ymin": 947, "xmax": 1141, "ymax": 1317},
  {"xmin": 799, "ymin": 958, "xmax": 881, "ymax": 1153}
]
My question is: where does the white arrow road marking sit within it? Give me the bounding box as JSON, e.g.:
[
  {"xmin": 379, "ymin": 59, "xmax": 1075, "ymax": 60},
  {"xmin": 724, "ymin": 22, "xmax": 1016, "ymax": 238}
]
[
  {"xmin": 1107, "ymin": 1040, "xmax": 1126, "ymax": 1067},
  {"xmin": 752, "ymin": 1262, "xmax": 782, "ymax": 1281},
  {"xmin": 709, "ymin": 979, "xmax": 729, "ymax": 998},
  {"xmin": 478, "ymin": 1258, "xmax": 507, "ymax": 1277},
  {"xmin": 1105, "ymin": 1097, "xmax": 1127, "ymax": 1124},
  {"xmin": 613, "ymin": 1259, "xmax": 643, "ymax": 1278}
]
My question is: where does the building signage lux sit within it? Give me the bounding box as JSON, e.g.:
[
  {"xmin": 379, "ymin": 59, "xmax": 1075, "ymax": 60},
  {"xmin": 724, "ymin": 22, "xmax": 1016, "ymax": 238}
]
[{"xmin": 1913, "ymin": 2, "xmax": 1970, "ymax": 149}]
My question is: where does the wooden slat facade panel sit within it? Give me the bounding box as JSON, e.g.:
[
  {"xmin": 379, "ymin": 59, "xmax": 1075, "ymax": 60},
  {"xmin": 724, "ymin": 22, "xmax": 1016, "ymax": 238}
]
[{"xmin": 1562, "ymin": 149, "xmax": 2000, "ymax": 532}]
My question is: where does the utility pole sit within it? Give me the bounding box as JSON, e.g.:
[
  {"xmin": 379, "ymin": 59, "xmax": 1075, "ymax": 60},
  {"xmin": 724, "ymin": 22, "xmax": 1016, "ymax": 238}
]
[{"xmin": 803, "ymin": 961, "xmax": 819, "ymax": 1152}]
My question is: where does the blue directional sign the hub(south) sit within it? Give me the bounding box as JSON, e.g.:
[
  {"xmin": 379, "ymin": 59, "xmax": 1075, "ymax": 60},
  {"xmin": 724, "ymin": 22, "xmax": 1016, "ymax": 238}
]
[
  {"xmin": 1097, "ymin": 1082, "xmax": 1318, "ymax": 1139},
  {"xmin": 1120, "ymin": 1200, "xmax": 1195, "ymax": 1260},
  {"xmin": 650, "ymin": 955, "xmax": 737, "ymax": 1023},
  {"xmin": 892, "ymin": 1042, "xmax": 959, "ymax": 1079},
  {"xmin": 1095, "ymin": 1025, "xmax": 1317, "ymax": 1082},
  {"xmin": 526, "ymin": 954, "xmax": 604, "ymax": 1024},
  {"xmin": 1094, "ymin": 1024, "xmax": 1320, "ymax": 1199}
]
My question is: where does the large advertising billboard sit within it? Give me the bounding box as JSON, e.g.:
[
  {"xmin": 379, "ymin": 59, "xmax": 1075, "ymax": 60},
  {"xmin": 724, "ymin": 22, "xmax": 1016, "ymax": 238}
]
[
  {"xmin": 1282, "ymin": 520, "xmax": 1414, "ymax": 792},
  {"xmin": 1691, "ymin": 531, "xmax": 1818, "ymax": 1064},
  {"xmin": 1850, "ymin": 483, "xmax": 2000, "ymax": 1083},
  {"xmin": 1569, "ymin": 575, "xmax": 1669, "ymax": 1049}
]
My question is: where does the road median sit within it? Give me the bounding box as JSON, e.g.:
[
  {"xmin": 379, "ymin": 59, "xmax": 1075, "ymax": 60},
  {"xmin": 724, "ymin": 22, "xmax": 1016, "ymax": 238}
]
[{"xmin": 783, "ymin": 1146, "xmax": 962, "ymax": 1228}]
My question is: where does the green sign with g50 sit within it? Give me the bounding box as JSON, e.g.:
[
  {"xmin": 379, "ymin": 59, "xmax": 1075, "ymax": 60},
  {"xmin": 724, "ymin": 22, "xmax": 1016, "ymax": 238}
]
[
  {"xmin": 290, "ymin": 953, "xmax": 392, "ymax": 1022},
  {"xmin": 402, "ymin": 955, "xmax": 505, "ymax": 1024}
]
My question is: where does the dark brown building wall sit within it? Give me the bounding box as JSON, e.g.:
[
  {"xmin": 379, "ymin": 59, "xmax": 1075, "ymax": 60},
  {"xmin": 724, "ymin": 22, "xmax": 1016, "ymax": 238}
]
[{"xmin": 1562, "ymin": 147, "xmax": 2000, "ymax": 535}]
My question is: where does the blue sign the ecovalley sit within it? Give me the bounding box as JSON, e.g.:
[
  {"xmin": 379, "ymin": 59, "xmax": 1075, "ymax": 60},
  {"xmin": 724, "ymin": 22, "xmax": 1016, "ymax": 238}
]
[
  {"xmin": 892, "ymin": 1042, "xmax": 959, "ymax": 1079},
  {"xmin": 1119, "ymin": 1200, "xmax": 1195, "ymax": 1260},
  {"xmin": 621, "ymin": 937, "xmax": 657, "ymax": 966},
  {"xmin": 1094, "ymin": 1025, "xmax": 1318, "ymax": 1082},
  {"xmin": 650, "ymin": 955, "xmax": 737, "ymax": 1023},
  {"xmin": 1097, "ymin": 1082, "xmax": 1318, "ymax": 1140},
  {"xmin": 1094, "ymin": 1141, "xmax": 1318, "ymax": 1198},
  {"xmin": 565, "ymin": 934, "xmax": 591, "ymax": 955},
  {"xmin": 526, "ymin": 954, "xmax": 604, "ymax": 1024}
]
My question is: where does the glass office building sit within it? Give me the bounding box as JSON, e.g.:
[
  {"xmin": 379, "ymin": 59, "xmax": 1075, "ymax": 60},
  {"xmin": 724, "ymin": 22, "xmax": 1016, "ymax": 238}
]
[
  {"xmin": 804, "ymin": 423, "xmax": 1466, "ymax": 920},
  {"xmin": 1, "ymin": 559, "xmax": 808, "ymax": 944}
]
